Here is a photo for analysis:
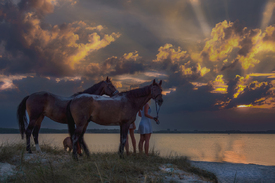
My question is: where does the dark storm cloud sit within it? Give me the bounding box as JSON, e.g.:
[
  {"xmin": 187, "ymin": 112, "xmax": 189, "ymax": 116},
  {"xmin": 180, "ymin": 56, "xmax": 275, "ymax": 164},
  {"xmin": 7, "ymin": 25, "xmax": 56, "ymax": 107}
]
[{"xmin": 161, "ymin": 82, "xmax": 222, "ymax": 113}]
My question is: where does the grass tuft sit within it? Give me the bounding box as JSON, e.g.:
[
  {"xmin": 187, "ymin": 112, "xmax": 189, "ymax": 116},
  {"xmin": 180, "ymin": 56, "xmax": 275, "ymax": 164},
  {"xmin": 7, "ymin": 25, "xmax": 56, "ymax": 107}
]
[{"xmin": 0, "ymin": 143, "xmax": 218, "ymax": 183}]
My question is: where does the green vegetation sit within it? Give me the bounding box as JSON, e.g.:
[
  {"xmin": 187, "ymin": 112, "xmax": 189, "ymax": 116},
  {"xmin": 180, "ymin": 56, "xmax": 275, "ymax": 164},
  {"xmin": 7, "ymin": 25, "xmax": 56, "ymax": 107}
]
[{"xmin": 0, "ymin": 143, "xmax": 217, "ymax": 183}]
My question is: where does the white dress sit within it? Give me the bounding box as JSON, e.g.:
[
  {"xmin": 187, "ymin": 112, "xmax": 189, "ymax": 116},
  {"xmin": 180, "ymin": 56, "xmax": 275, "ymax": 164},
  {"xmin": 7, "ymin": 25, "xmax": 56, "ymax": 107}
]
[{"xmin": 138, "ymin": 106, "xmax": 152, "ymax": 134}]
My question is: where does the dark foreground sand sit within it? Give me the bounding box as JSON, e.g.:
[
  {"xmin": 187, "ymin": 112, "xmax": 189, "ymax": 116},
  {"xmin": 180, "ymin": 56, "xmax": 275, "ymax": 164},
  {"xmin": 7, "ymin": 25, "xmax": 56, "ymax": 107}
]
[{"xmin": 191, "ymin": 161, "xmax": 275, "ymax": 183}]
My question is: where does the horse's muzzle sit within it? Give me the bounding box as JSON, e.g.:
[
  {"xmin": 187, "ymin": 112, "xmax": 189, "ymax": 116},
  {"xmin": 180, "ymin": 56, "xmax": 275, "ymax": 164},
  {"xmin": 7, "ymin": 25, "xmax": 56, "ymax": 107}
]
[{"xmin": 157, "ymin": 98, "xmax": 163, "ymax": 106}]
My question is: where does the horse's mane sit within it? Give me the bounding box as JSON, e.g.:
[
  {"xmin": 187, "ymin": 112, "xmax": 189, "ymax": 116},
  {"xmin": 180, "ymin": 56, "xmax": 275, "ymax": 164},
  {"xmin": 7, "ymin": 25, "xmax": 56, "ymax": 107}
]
[
  {"xmin": 120, "ymin": 84, "xmax": 151, "ymax": 98},
  {"xmin": 71, "ymin": 81, "xmax": 104, "ymax": 97}
]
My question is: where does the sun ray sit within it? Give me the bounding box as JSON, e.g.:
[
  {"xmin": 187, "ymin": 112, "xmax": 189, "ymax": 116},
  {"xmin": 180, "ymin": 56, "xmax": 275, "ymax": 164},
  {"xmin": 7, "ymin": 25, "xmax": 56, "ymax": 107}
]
[
  {"xmin": 189, "ymin": 0, "xmax": 211, "ymax": 37},
  {"xmin": 261, "ymin": 0, "xmax": 275, "ymax": 29}
]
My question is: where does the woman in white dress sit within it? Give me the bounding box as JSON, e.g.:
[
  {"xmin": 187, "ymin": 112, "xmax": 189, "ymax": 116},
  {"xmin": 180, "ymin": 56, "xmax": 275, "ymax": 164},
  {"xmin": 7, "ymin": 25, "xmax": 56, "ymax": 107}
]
[{"xmin": 138, "ymin": 100, "xmax": 159, "ymax": 156}]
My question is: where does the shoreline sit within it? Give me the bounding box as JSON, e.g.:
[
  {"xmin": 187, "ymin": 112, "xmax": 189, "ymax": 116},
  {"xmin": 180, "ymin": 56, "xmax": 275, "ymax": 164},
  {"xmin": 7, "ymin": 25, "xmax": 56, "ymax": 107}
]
[{"xmin": 190, "ymin": 160, "xmax": 275, "ymax": 183}]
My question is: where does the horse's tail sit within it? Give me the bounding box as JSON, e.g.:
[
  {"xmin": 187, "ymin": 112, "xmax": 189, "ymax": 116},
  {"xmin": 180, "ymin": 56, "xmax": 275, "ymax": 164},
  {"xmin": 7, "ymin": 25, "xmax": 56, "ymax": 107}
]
[
  {"xmin": 17, "ymin": 96, "xmax": 29, "ymax": 139},
  {"xmin": 66, "ymin": 100, "xmax": 75, "ymax": 138}
]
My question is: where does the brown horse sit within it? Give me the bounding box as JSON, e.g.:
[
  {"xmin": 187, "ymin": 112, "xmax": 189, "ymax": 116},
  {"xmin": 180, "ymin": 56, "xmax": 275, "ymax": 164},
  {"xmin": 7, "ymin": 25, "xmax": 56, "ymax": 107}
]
[
  {"xmin": 17, "ymin": 77, "xmax": 118, "ymax": 153},
  {"xmin": 67, "ymin": 79, "xmax": 163, "ymax": 160}
]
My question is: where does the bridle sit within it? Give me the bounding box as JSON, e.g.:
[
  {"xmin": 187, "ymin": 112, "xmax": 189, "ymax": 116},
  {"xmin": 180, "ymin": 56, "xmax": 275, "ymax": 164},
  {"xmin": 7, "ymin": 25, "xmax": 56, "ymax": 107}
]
[
  {"xmin": 151, "ymin": 85, "xmax": 162, "ymax": 124},
  {"xmin": 105, "ymin": 81, "xmax": 119, "ymax": 96}
]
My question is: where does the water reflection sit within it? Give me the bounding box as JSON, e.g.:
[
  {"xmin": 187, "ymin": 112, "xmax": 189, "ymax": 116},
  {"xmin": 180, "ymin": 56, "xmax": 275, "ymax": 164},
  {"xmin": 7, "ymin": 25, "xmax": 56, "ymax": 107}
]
[
  {"xmin": 214, "ymin": 139, "xmax": 247, "ymax": 164},
  {"xmin": 0, "ymin": 133, "xmax": 274, "ymax": 166}
]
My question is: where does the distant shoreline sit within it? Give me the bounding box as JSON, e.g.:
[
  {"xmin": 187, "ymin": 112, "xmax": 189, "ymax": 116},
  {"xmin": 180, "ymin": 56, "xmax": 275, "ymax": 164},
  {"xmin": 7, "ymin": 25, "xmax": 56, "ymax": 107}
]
[{"xmin": 1, "ymin": 128, "xmax": 275, "ymax": 134}]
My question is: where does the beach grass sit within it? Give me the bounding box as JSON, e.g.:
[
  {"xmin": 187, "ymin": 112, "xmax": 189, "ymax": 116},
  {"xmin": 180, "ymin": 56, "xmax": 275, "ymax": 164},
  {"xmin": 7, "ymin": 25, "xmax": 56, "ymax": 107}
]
[{"xmin": 0, "ymin": 142, "xmax": 218, "ymax": 183}]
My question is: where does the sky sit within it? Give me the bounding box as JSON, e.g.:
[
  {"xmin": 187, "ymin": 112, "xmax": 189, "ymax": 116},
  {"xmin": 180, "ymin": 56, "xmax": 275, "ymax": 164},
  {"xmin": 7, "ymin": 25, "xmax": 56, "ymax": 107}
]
[{"xmin": 1, "ymin": 0, "xmax": 275, "ymax": 131}]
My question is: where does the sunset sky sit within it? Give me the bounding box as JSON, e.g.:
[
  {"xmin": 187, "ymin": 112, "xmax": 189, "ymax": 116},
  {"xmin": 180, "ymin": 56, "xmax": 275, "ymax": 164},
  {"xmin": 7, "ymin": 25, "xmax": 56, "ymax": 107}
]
[{"xmin": 1, "ymin": 0, "xmax": 275, "ymax": 131}]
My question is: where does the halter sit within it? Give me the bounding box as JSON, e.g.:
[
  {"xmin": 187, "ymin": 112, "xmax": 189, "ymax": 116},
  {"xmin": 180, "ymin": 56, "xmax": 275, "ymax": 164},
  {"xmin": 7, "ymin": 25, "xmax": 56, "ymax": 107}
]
[
  {"xmin": 113, "ymin": 90, "xmax": 119, "ymax": 95},
  {"xmin": 154, "ymin": 100, "xmax": 161, "ymax": 124},
  {"xmin": 104, "ymin": 81, "xmax": 119, "ymax": 96},
  {"xmin": 151, "ymin": 86, "xmax": 161, "ymax": 124}
]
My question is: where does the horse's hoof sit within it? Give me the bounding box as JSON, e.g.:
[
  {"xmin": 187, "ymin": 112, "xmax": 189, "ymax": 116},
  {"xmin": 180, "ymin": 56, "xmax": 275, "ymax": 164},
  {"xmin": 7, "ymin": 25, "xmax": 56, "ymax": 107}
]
[
  {"xmin": 79, "ymin": 153, "xmax": 83, "ymax": 157},
  {"xmin": 119, "ymin": 154, "xmax": 124, "ymax": 159},
  {"xmin": 72, "ymin": 154, "xmax": 78, "ymax": 161},
  {"xmin": 26, "ymin": 148, "xmax": 32, "ymax": 154}
]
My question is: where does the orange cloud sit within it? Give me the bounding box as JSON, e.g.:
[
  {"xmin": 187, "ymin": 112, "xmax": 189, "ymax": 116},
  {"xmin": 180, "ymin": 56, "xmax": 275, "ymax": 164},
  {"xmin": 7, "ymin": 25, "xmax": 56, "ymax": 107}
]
[
  {"xmin": 0, "ymin": 75, "xmax": 29, "ymax": 91},
  {"xmin": 154, "ymin": 44, "xmax": 188, "ymax": 63},
  {"xmin": 122, "ymin": 51, "xmax": 139, "ymax": 61},
  {"xmin": 210, "ymin": 75, "xmax": 228, "ymax": 94},
  {"xmin": 232, "ymin": 75, "xmax": 250, "ymax": 98},
  {"xmin": 69, "ymin": 32, "xmax": 121, "ymax": 68},
  {"xmin": 180, "ymin": 62, "xmax": 210, "ymax": 77},
  {"xmin": 200, "ymin": 20, "xmax": 275, "ymax": 70},
  {"xmin": 201, "ymin": 20, "xmax": 241, "ymax": 62},
  {"xmin": 162, "ymin": 87, "xmax": 176, "ymax": 95},
  {"xmin": 20, "ymin": 11, "xmax": 121, "ymax": 69}
]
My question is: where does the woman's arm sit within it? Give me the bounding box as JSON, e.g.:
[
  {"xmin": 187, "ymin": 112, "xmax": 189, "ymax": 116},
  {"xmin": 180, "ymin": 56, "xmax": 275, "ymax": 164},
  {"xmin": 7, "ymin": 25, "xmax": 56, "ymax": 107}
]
[
  {"xmin": 138, "ymin": 110, "xmax": 142, "ymax": 117},
  {"xmin": 144, "ymin": 104, "xmax": 157, "ymax": 122}
]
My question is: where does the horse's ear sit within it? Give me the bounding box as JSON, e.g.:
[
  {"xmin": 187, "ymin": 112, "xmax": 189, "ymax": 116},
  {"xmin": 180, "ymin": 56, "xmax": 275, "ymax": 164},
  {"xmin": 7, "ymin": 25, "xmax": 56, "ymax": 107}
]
[
  {"xmin": 153, "ymin": 79, "xmax": 156, "ymax": 85},
  {"xmin": 159, "ymin": 80, "xmax": 162, "ymax": 86},
  {"xmin": 106, "ymin": 76, "xmax": 110, "ymax": 82}
]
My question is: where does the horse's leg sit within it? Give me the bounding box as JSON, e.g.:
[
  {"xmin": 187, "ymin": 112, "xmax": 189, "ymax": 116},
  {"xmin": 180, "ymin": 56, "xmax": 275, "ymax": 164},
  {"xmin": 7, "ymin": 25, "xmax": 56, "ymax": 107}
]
[
  {"xmin": 79, "ymin": 123, "xmax": 89, "ymax": 157},
  {"xmin": 72, "ymin": 125, "xmax": 87, "ymax": 160},
  {"xmin": 25, "ymin": 120, "xmax": 36, "ymax": 153},
  {"xmin": 119, "ymin": 122, "xmax": 131, "ymax": 158},
  {"xmin": 32, "ymin": 115, "xmax": 44, "ymax": 153}
]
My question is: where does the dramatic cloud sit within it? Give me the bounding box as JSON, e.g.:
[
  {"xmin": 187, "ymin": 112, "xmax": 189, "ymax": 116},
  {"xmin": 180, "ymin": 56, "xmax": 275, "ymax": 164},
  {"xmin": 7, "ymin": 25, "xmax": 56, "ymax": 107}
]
[
  {"xmin": 0, "ymin": 1, "xmax": 120, "ymax": 77},
  {"xmin": 199, "ymin": 20, "xmax": 275, "ymax": 71},
  {"xmin": 215, "ymin": 75, "xmax": 274, "ymax": 109},
  {"xmin": 0, "ymin": 1, "xmax": 275, "ymax": 131}
]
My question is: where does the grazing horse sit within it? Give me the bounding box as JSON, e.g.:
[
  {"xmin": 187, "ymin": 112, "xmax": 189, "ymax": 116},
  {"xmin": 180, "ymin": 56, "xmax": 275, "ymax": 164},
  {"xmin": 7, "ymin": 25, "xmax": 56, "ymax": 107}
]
[
  {"xmin": 17, "ymin": 77, "xmax": 118, "ymax": 153},
  {"xmin": 67, "ymin": 79, "xmax": 163, "ymax": 160}
]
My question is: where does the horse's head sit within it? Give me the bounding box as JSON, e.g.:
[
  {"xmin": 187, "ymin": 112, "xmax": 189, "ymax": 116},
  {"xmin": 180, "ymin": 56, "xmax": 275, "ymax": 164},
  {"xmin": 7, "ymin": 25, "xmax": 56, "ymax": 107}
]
[
  {"xmin": 102, "ymin": 76, "xmax": 119, "ymax": 97},
  {"xmin": 151, "ymin": 79, "xmax": 163, "ymax": 106}
]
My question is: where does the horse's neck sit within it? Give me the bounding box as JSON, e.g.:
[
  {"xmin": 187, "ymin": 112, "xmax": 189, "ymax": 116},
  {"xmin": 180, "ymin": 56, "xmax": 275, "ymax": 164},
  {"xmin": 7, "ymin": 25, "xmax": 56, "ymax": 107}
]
[
  {"xmin": 130, "ymin": 93, "xmax": 152, "ymax": 111},
  {"xmin": 83, "ymin": 85, "xmax": 103, "ymax": 95}
]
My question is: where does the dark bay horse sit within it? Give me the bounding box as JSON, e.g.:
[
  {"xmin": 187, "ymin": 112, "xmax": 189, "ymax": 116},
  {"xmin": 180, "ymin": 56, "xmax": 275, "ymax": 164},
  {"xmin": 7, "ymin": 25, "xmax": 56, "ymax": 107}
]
[
  {"xmin": 17, "ymin": 77, "xmax": 118, "ymax": 153},
  {"xmin": 67, "ymin": 79, "xmax": 163, "ymax": 159}
]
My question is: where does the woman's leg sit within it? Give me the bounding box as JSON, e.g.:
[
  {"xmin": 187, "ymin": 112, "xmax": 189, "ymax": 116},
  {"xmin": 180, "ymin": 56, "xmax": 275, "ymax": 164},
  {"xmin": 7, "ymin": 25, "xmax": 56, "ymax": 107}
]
[
  {"xmin": 129, "ymin": 129, "xmax": 136, "ymax": 153},
  {"xmin": 144, "ymin": 133, "xmax": 151, "ymax": 156},
  {"xmin": 139, "ymin": 134, "xmax": 145, "ymax": 153}
]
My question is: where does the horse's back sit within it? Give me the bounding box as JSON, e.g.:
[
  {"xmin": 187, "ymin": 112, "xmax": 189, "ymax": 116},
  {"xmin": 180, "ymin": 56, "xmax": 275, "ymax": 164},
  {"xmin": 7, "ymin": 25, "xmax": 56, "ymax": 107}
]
[
  {"xmin": 71, "ymin": 94, "xmax": 134, "ymax": 126},
  {"xmin": 27, "ymin": 91, "xmax": 71, "ymax": 123}
]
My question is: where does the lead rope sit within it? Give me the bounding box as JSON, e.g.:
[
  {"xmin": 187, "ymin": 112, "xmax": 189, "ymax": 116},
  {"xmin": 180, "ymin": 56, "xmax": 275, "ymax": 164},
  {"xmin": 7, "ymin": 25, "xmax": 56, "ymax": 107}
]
[{"xmin": 155, "ymin": 100, "xmax": 161, "ymax": 124}]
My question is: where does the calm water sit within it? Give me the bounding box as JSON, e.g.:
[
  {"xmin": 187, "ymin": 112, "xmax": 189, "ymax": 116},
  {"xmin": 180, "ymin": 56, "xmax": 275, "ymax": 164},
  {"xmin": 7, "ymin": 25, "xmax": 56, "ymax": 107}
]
[{"xmin": 0, "ymin": 133, "xmax": 274, "ymax": 166}]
